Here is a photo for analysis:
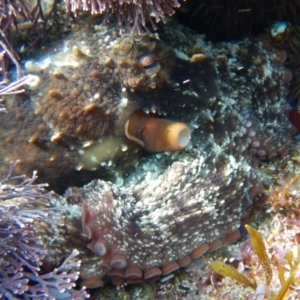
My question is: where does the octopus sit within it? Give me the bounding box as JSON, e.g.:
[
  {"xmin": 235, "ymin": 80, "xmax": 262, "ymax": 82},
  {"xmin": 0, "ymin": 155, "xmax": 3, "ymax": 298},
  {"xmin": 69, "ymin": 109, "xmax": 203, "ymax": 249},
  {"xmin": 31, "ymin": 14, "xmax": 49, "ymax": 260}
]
[{"xmin": 1, "ymin": 20, "xmax": 294, "ymax": 287}]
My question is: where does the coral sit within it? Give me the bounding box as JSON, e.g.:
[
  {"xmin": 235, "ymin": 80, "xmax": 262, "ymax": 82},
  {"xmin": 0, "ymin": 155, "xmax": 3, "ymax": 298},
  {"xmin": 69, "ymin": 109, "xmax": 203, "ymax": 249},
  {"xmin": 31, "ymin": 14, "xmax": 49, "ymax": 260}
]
[
  {"xmin": 0, "ymin": 161, "xmax": 89, "ymax": 299},
  {"xmin": 66, "ymin": 0, "xmax": 180, "ymax": 35}
]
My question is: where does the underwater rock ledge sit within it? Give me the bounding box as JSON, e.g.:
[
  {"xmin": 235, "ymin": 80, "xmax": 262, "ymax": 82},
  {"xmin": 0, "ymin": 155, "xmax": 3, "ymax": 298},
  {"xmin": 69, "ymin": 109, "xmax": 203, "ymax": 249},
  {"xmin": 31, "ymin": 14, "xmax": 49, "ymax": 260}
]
[{"xmin": 0, "ymin": 19, "xmax": 294, "ymax": 288}]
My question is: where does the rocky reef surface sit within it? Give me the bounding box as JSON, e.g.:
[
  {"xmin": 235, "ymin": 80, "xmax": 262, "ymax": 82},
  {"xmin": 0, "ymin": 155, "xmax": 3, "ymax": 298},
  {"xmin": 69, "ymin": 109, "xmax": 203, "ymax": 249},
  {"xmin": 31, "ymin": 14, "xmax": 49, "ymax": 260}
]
[{"xmin": 0, "ymin": 18, "xmax": 294, "ymax": 295}]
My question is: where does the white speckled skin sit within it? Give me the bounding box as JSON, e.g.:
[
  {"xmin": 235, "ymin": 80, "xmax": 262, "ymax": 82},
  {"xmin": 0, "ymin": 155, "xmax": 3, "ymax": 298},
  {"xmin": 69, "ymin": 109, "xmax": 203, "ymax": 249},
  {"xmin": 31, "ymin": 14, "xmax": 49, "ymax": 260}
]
[
  {"xmin": 2, "ymin": 19, "xmax": 293, "ymax": 286},
  {"xmin": 77, "ymin": 21, "xmax": 293, "ymax": 285}
]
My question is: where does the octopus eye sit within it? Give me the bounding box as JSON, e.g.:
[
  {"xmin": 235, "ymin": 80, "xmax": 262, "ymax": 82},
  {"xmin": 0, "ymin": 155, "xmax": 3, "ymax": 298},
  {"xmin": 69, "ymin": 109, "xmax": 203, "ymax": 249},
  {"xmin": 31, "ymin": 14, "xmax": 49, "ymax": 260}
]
[{"xmin": 139, "ymin": 53, "xmax": 161, "ymax": 76}]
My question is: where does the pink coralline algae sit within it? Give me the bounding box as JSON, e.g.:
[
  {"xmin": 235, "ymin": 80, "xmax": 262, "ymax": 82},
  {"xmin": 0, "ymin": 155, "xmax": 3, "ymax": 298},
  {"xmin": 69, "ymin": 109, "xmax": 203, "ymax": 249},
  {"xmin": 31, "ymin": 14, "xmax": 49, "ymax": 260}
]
[
  {"xmin": 0, "ymin": 162, "xmax": 89, "ymax": 299},
  {"xmin": 66, "ymin": 0, "xmax": 180, "ymax": 35}
]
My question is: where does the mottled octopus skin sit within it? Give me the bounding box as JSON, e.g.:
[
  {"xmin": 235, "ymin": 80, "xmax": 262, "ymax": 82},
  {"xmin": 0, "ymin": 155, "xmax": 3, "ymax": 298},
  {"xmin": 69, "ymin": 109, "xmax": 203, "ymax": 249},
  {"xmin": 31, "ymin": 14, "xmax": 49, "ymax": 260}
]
[
  {"xmin": 2, "ymin": 21, "xmax": 294, "ymax": 286},
  {"xmin": 1, "ymin": 27, "xmax": 175, "ymax": 192}
]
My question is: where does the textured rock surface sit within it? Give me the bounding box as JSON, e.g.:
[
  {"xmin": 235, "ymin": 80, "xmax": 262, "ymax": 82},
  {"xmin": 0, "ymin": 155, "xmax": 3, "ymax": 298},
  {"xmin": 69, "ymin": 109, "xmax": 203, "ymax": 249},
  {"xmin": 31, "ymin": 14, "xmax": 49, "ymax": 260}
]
[{"xmin": 1, "ymin": 19, "xmax": 294, "ymax": 286}]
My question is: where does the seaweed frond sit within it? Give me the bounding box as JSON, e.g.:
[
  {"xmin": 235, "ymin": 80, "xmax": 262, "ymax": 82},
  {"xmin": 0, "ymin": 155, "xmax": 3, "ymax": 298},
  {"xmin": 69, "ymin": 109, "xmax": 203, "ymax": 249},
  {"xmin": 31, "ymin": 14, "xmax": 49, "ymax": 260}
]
[
  {"xmin": 275, "ymin": 245, "xmax": 300, "ymax": 300},
  {"xmin": 210, "ymin": 225, "xmax": 300, "ymax": 299},
  {"xmin": 245, "ymin": 224, "xmax": 272, "ymax": 286},
  {"xmin": 210, "ymin": 261, "xmax": 257, "ymax": 290}
]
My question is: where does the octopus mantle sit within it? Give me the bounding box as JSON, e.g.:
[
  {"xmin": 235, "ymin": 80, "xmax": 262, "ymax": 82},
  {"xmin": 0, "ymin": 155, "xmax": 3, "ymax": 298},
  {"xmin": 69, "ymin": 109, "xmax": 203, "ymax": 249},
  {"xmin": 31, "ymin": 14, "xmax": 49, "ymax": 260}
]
[{"xmin": 2, "ymin": 21, "xmax": 293, "ymax": 286}]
